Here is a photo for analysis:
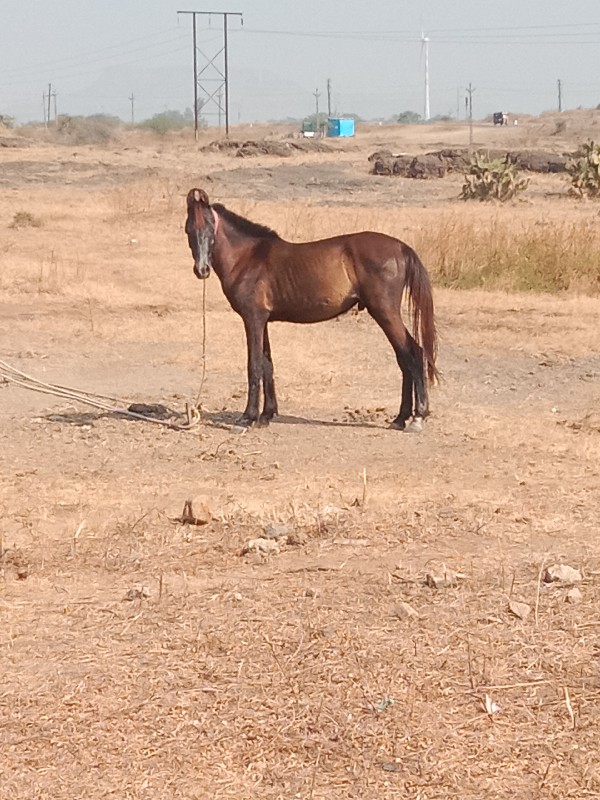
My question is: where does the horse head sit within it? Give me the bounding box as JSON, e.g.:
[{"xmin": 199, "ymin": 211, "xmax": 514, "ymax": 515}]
[{"xmin": 186, "ymin": 188, "xmax": 216, "ymax": 279}]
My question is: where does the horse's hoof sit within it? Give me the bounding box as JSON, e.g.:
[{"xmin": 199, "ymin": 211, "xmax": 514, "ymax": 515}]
[
  {"xmin": 390, "ymin": 418, "xmax": 407, "ymax": 431},
  {"xmin": 238, "ymin": 416, "xmax": 258, "ymax": 428},
  {"xmin": 257, "ymin": 416, "xmax": 271, "ymax": 428},
  {"xmin": 407, "ymin": 416, "xmax": 423, "ymax": 433}
]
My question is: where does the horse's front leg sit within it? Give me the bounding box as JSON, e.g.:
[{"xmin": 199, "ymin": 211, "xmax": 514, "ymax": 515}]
[
  {"xmin": 240, "ymin": 315, "xmax": 266, "ymax": 426},
  {"xmin": 260, "ymin": 323, "xmax": 278, "ymax": 425}
]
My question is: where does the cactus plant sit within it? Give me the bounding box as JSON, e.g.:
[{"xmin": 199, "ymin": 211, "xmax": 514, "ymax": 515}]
[
  {"xmin": 460, "ymin": 153, "xmax": 529, "ymax": 202},
  {"xmin": 567, "ymin": 140, "xmax": 600, "ymax": 198}
]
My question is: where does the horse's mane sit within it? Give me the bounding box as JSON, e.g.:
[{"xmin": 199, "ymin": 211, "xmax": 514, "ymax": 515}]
[{"xmin": 212, "ymin": 203, "xmax": 280, "ymax": 240}]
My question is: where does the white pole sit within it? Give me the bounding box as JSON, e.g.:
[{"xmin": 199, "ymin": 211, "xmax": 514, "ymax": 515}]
[{"xmin": 423, "ymin": 34, "xmax": 430, "ymax": 121}]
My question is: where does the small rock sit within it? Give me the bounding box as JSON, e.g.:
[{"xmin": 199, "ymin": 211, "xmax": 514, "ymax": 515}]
[
  {"xmin": 565, "ymin": 587, "xmax": 583, "ymax": 604},
  {"xmin": 263, "ymin": 523, "xmax": 291, "ymax": 539},
  {"xmin": 508, "ymin": 599, "xmax": 531, "ymax": 621},
  {"xmin": 543, "ymin": 564, "xmax": 583, "ymax": 584},
  {"xmin": 391, "ymin": 601, "xmax": 419, "ymax": 620},
  {"xmin": 16, "ymin": 567, "xmax": 29, "ymax": 581},
  {"xmin": 425, "ymin": 566, "xmax": 459, "ymax": 589},
  {"xmin": 232, "ymin": 591, "xmax": 243, "ymax": 602},
  {"xmin": 125, "ymin": 584, "xmax": 150, "ymax": 601},
  {"xmin": 241, "ymin": 537, "xmax": 280, "ymax": 556},
  {"xmin": 304, "ymin": 587, "xmax": 317, "ymax": 598}
]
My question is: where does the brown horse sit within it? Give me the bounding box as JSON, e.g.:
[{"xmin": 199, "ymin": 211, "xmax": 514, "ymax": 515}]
[{"xmin": 185, "ymin": 188, "xmax": 438, "ymax": 431}]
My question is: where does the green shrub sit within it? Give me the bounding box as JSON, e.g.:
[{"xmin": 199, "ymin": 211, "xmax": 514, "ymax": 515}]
[
  {"xmin": 138, "ymin": 109, "xmax": 198, "ymax": 136},
  {"xmin": 460, "ymin": 153, "xmax": 529, "ymax": 202}
]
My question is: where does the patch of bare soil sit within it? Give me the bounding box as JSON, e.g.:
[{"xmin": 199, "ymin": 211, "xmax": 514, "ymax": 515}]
[{"xmin": 1, "ymin": 118, "xmax": 600, "ymax": 799}]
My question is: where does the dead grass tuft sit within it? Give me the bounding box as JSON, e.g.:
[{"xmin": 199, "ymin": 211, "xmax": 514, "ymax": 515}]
[{"xmin": 9, "ymin": 210, "xmax": 43, "ymax": 229}]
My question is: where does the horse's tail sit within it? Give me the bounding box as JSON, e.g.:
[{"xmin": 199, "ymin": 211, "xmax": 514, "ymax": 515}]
[{"xmin": 403, "ymin": 246, "xmax": 438, "ymax": 385}]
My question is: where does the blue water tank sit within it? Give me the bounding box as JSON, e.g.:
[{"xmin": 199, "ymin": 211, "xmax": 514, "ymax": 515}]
[{"xmin": 327, "ymin": 118, "xmax": 355, "ymax": 137}]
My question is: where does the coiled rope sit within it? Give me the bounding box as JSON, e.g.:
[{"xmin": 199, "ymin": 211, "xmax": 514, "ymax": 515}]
[{"xmin": 1, "ymin": 281, "xmax": 208, "ymax": 432}]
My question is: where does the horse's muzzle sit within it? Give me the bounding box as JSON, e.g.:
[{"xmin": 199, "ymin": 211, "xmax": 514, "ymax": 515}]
[{"xmin": 194, "ymin": 262, "xmax": 211, "ymax": 279}]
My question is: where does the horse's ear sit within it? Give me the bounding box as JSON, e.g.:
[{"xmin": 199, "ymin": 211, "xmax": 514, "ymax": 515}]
[{"xmin": 187, "ymin": 188, "xmax": 210, "ymax": 207}]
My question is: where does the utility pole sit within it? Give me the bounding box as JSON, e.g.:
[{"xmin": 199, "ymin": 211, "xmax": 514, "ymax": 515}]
[
  {"xmin": 456, "ymin": 87, "xmax": 461, "ymax": 120},
  {"xmin": 466, "ymin": 82, "xmax": 475, "ymax": 146},
  {"xmin": 313, "ymin": 88, "xmax": 321, "ymax": 135},
  {"xmin": 43, "ymin": 83, "xmax": 57, "ymax": 126},
  {"xmin": 557, "ymin": 79, "xmax": 563, "ymax": 113},
  {"xmin": 422, "ymin": 34, "xmax": 430, "ymax": 121},
  {"xmin": 326, "ymin": 78, "xmax": 332, "ymax": 118},
  {"xmin": 129, "ymin": 93, "xmax": 135, "ymax": 125},
  {"xmin": 178, "ymin": 10, "xmax": 243, "ymax": 139}
]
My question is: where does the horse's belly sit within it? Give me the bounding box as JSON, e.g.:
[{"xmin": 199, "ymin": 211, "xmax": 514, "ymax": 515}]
[{"xmin": 271, "ymin": 287, "xmax": 357, "ymax": 323}]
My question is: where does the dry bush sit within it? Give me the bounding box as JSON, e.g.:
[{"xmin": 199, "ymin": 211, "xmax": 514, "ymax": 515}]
[
  {"xmin": 412, "ymin": 216, "xmax": 600, "ymax": 294},
  {"xmin": 53, "ymin": 114, "xmax": 122, "ymax": 145}
]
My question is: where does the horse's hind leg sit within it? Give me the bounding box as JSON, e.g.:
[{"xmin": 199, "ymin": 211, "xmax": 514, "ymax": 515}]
[
  {"xmin": 397, "ymin": 364, "xmax": 413, "ymax": 430},
  {"xmin": 241, "ymin": 314, "xmax": 268, "ymax": 426},
  {"xmin": 367, "ymin": 306, "xmax": 428, "ymax": 430},
  {"xmin": 260, "ymin": 323, "xmax": 278, "ymax": 425}
]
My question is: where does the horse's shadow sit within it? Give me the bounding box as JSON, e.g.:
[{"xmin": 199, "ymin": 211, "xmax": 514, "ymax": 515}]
[
  {"xmin": 44, "ymin": 404, "xmax": 183, "ymax": 427},
  {"xmin": 202, "ymin": 409, "xmax": 385, "ymax": 431},
  {"xmin": 43, "ymin": 406, "xmax": 388, "ymax": 432},
  {"xmin": 45, "ymin": 410, "xmax": 109, "ymax": 426}
]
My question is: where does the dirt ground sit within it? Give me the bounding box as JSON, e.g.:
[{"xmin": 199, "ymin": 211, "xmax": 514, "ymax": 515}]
[{"xmin": 1, "ymin": 114, "xmax": 600, "ymax": 799}]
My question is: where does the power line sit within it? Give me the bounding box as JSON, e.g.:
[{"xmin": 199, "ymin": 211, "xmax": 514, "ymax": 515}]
[{"xmin": 0, "ymin": 30, "xmax": 189, "ymax": 79}]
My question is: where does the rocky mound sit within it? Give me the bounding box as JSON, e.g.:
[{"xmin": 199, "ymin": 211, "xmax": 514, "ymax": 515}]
[
  {"xmin": 202, "ymin": 138, "xmax": 332, "ymax": 158},
  {"xmin": 369, "ymin": 148, "xmax": 570, "ymax": 178}
]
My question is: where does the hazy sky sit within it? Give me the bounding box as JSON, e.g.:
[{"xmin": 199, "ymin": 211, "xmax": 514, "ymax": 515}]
[{"xmin": 1, "ymin": 1, "xmax": 599, "ymax": 125}]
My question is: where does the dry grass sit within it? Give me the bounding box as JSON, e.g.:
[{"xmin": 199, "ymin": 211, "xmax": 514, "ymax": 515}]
[
  {"xmin": 2, "ymin": 120, "xmax": 600, "ymax": 799},
  {"xmin": 2, "ymin": 504, "xmax": 600, "ymax": 800},
  {"xmin": 413, "ymin": 215, "xmax": 600, "ymax": 294}
]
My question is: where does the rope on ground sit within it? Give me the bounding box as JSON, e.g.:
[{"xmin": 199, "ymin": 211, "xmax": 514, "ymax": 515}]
[
  {"xmin": 0, "ymin": 359, "xmax": 201, "ymax": 432},
  {"xmin": 194, "ymin": 277, "xmax": 208, "ymax": 409},
  {"xmin": 1, "ymin": 277, "xmax": 209, "ymax": 432}
]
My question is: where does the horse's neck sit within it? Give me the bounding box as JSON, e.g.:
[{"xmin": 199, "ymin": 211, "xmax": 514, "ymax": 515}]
[{"xmin": 212, "ymin": 221, "xmax": 259, "ymax": 285}]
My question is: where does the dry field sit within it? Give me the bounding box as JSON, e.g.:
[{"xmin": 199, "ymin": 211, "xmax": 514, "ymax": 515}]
[{"xmin": 1, "ymin": 114, "xmax": 600, "ymax": 799}]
